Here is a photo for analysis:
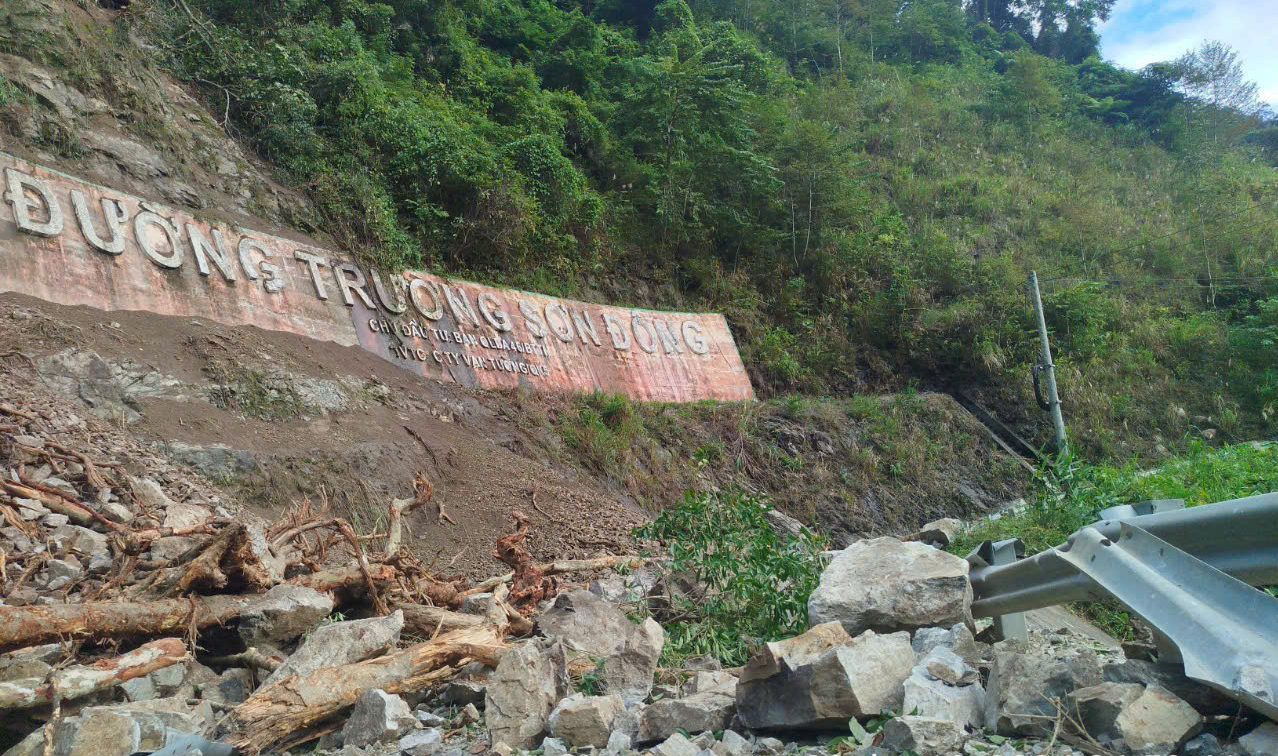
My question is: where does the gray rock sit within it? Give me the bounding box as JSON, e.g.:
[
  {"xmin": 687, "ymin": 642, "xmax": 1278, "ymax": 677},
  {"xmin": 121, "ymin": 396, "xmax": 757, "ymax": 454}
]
[
  {"xmin": 754, "ymin": 737, "xmax": 783, "ymax": 754},
  {"xmin": 399, "ymin": 728, "xmax": 443, "ymax": 756},
  {"xmin": 237, "ymin": 584, "xmax": 334, "ymax": 646},
  {"xmin": 119, "ymin": 674, "xmax": 157, "ymax": 703},
  {"xmin": 46, "ymin": 559, "xmax": 83, "ymax": 585},
  {"xmin": 612, "ymin": 703, "xmax": 644, "ymax": 742},
  {"xmin": 916, "ymin": 518, "xmax": 961, "ymax": 547},
  {"xmin": 682, "ymin": 670, "xmax": 738, "ymax": 696},
  {"xmin": 100, "ymin": 503, "xmax": 134, "ymax": 524},
  {"xmin": 485, "ymin": 639, "xmax": 570, "ymax": 749},
  {"xmin": 86, "ymin": 552, "xmax": 114, "ymax": 575},
  {"xmin": 1084, "ymin": 684, "xmax": 1201, "ymax": 755},
  {"xmin": 808, "ymin": 537, "xmax": 974, "ymax": 637},
  {"xmin": 639, "ymin": 689, "xmax": 736, "ymax": 742},
  {"xmin": 1066, "ymin": 682, "xmax": 1144, "ymax": 747},
  {"xmin": 164, "ymin": 442, "xmax": 256, "ymax": 478},
  {"xmin": 14, "ymin": 698, "xmax": 213, "ymax": 756},
  {"xmin": 549, "ymin": 693, "xmax": 624, "ymax": 747},
  {"xmin": 1103, "ymin": 660, "xmax": 1239, "ymax": 716},
  {"xmin": 985, "ymin": 638, "xmax": 1103, "ymax": 736},
  {"xmin": 416, "ymin": 709, "xmax": 447, "ymax": 727},
  {"xmin": 340, "ymin": 689, "xmax": 416, "ymax": 747},
  {"xmin": 40, "ymin": 513, "xmax": 69, "ymax": 529},
  {"xmin": 539, "ymin": 590, "xmax": 664, "ymax": 705},
  {"xmin": 163, "ymin": 502, "xmax": 212, "ymax": 529},
  {"xmin": 1241, "ymin": 723, "xmax": 1278, "ymax": 756},
  {"xmin": 719, "ymin": 730, "xmax": 750, "ymax": 756},
  {"xmin": 922, "ymin": 646, "xmax": 977, "ymax": 686},
  {"xmin": 1182, "ymin": 732, "xmax": 1223, "ymax": 756},
  {"xmin": 460, "ymin": 703, "xmax": 481, "ymax": 724},
  {"xmin": 879, "ymin": 716, "xmax": 967, "ymax": 756},
  {"xmin": 49, "ymin": 524, "xmax": 108, "ymax": 555},
  {"xmin": 440, "ymin": 680, "xmax": 487, "ymax": 708},
  {"xmin": 903, "ymin": 658, "xmax": 985, "ymax": 730},
  {"xmin": 736, "ymin": 623, "xmax": 914, "ymax": 730},
  {"xmin": 652, "ymin": 733, "xmax": 699, "ymax": 756},
  {"xmin": 542, "ymin": 737, "xmax": 570, "ymax": 756},
  {"xmin": 605, "ymin": 729, "xmax": 632, "ymax": 754},
  {"xmin": 131, "ymin": 478, "xmax": 176, "ymax": 512},
  {"xmin": 264, "ymin": 610, "xmax": 403, "ymax": 687},
  {"xmin": 14, "ymin": 497, "xmax": 47, "ymax": 520},
  {"xmin": 589, "ymin": 576, "xmax": 630, "ymax": 604},
  {"xmin": 150, "ymin": 536, "xmax": 198, "ymax": 563},
  {"xmin": 200, "ymin": 668, "xmax": 253, "ymax": 706}
]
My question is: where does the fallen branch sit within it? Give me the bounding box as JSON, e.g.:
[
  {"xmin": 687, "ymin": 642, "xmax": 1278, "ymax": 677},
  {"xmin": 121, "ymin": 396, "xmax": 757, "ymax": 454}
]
[
  {"xmin": 463, "ymin": 555, "xmax": 646, "ymax": 596},
  {"xmin": 289, "ymin": 563, "xmax": 395, "ymax": 595},
  {"xmin": 0, "ymin": 481, "xmax": 113, "ymax": 531},
  {"xmin": 230, "ymin": 626, "xmax": 506, "ymax": 754},
  {"xmin": 200, "ymin": 647, "xmax": 283, "ymax": 673},
  {"xmin": 0, "ymin": 594, "xmax": 267, "ymax": 651},
  {"xmin": 0, "ymin": 638, "xmax": 186, "ymax": 710},
  {"xmin": 400, "ymin": 603, "xmax": 531, "ymax": 638}
]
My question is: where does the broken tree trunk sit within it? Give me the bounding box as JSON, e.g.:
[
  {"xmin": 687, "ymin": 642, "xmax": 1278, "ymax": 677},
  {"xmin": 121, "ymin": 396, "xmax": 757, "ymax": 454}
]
[
  {"xmin": 400, "ymin": 604, "xmax": 533, "ymax": 638},
  {"xmin": 1, "ymin": 594, "xmax": 259, "ymax": 651},
  {"xmin": 0, "ymin": 638, "xmax": 186, "ymax": 709},
  {"xmin": 230, "ymin": 625, "xmax": 506, "ymax": 754}
]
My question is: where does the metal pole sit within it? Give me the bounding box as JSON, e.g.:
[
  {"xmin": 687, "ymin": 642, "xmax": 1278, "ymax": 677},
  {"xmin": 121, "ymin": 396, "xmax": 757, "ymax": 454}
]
[{"xmin": 1028, "ymin": 271, "xmax": 1067, "ymax": 454}]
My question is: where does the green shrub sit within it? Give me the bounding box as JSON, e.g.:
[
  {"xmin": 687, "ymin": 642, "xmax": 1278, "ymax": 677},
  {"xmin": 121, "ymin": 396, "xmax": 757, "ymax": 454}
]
[{"xmin": 633, "ymin": 488, "xmax": 828, "ymax": 666}]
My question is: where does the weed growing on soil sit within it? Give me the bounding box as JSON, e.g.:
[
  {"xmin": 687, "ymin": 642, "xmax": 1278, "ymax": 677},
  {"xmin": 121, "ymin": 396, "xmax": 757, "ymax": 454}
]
[
  {"xmin": 204, "ymin": 361, "xmax": 308, "ymax": 421},
  {"xmin": 634, "ymin": 488, "xmax": 827, "ymax": 666}
]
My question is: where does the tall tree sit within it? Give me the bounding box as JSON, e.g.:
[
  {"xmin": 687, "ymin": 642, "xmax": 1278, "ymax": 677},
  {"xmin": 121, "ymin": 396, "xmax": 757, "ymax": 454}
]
[{"xmin": 1172, "ymin": 40, "xmax": 1264, "ymax": 143}]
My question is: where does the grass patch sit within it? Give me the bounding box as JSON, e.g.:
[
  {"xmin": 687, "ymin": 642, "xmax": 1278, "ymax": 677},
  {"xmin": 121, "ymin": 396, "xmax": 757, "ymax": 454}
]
[{"xmin": 204, "ymin": 361, "xmax": 310, "ymax": 421}]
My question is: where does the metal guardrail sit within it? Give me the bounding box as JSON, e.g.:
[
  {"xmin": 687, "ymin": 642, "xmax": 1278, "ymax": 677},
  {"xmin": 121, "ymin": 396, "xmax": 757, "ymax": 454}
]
[{"xmin": 966, "ymin": 493, "xmax": 1278, "ymax": 720}]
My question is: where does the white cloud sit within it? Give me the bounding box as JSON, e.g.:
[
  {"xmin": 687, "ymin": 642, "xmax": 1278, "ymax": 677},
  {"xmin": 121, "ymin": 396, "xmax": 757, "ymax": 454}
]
[{"xmin": 1101, "ymin": 0, "xmax": 1278, "ymax": 109}]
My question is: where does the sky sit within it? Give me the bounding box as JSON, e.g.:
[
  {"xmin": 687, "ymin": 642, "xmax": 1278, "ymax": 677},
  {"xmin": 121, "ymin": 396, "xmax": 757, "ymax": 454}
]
[{"xmin": 1100, "ymin": 0, "xmax": 1278, "ymax": 110}]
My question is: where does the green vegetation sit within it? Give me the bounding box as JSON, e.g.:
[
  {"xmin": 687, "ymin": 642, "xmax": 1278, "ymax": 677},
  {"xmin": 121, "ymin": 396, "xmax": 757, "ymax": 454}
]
[
  {"xmin": 120, "ymin": 0, "xmax": 1277, "ymax": 461},
  {"xmin": 952, "ymin": 440, "xmax": 1278, "ymax": 555},
  {"xmin": 633, "ymin": 487, "xmax": 827, "ymax": 665}
]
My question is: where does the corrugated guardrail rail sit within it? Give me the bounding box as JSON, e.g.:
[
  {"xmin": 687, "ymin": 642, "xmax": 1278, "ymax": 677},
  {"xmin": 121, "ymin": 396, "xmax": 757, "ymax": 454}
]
[{"xmin": 965, "ymin": 493, "xmax": 1278, "ymax": 721}]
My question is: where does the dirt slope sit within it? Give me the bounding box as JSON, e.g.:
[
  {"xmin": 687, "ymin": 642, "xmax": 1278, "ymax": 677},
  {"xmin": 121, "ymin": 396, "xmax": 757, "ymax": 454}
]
[{"xmin": 0, "ymin": 293, "xmax": 646, "ymax": 580}]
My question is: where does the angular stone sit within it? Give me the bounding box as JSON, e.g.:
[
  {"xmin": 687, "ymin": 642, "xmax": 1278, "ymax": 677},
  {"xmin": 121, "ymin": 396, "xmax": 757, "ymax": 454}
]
[
  {"xmin": 922, "ymin": 646, "xmax": 977, "ymax": 686},
  {"xmin": 1067, "ymin": 682, "xmax": 1144, "ymax": 745},
  {"xmin": 441, "ymin": 680, "xmax": 486, "ymax": 708},
  {"xmin": 264, "ymin": 610, "xmax": 403, "ymax": 686},
  {"xmin": 984, "ymin": 638, "xmax": 1102, "ymax": 735},
  {"xmin": 237, "ymin": 584, "xmax": 334, "ymax": 645},
  {"xmin": 542, "ymin": 736, "xmax": 569, "ymax": 756},
  {"xmin": 682, "ymin": 670, "xmax": 738, "ymax": 696},
  {"xmin": 150, "ymin": 536, "xmax": 198, "ymax": 563},
  {"xmin": 539, "ymin": 590, "xmax": 664, "ymax": 704},
  {"xmin": 903, "ymin": 668, "xmax": 985, "ymax": 729},
  {"xmin": 341, "ymin": 689, "xmax": 416, "ymax": 747},
  {"xmin": 49, "ymin": 525, "xmax": 108, "ymax": 555},
  {"xmin": 879, "ymin": 715, "xmax": 967, "ymax": 756},
  {"xmin": 1103, "ymin": 660, "xmax": 1239, "ymax": 716},
  {"xmin": 485, "ymin": 639, "xmax": 570, "ymax": 749},
  {"xmin": 23, "ymin": 699, "xmax": 213, "ymax": 756},
  {"xmin": 1182, "ymin": 732, "xmax": 1223, "ymax": 756},
  {"xmin": 400, "ymin": 728, "xmax": 443, "ymax": 756},
  {"xmin": 639, "ymin": 689, "xmax": 736, "ymax": 742},
  {"xmin": 652, "ymin": 732, "xmax": 699, "ymax": 756},
  {"xmin": 1069, "ymin": 682, "xmax": 1203, "ymax": 756},
  {"xmin": 130, "ymin": 478, "xmax": 175, "ymax": 513},
  {"xmin": 1241, "ymin": 722, "xmax": 1278, "ymax": 756},
  {"xmin": 719, "ymin": 730, "xmax": 750, "ymax": 756},
  {"xmin": 917, "ymin": 518, "xmax": 961, "ymax": 547},
  {"xmin": 605, "ymin": 729, "xmax": 632, "ymax": 754},
  {"xmin": 46, "ymin": 558, "xmax": 82, "ymax": 585},
  {"xmin": 736, "ymin": 624, "xmax": 914, "ymax": 730},
  {"xmin": 549, "ymin": 693, "xmax": 624, "ymax": 747},
  {"xmin": 808, "ymin": 537, "xmax": 973, "ymax": 636},
  {"xmin": 201, "ymin": 668, "xmax": 253, "ymax": 706},
  {"xmin": 100, "ymin": 503, "xmax": 134, "ymax": 524}
]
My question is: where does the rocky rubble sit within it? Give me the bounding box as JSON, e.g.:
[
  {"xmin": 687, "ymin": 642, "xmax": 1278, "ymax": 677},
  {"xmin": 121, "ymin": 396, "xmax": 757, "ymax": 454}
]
[{"xmin": 1, "ymin": 380, "xmax": 1273, "ymax": 756}]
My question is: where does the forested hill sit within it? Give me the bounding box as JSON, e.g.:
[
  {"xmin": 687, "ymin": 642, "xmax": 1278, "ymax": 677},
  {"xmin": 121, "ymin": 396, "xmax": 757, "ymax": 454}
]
[{"xmin": 30, "ymin": 0, "xmax": 1278, "ymax": 457}]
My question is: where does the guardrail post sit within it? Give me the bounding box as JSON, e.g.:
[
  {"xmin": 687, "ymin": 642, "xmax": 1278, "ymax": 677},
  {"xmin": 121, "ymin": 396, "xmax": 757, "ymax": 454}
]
[{"xmin": 967, "ymin": 538, "xmax": 1027, "ymax": 641}]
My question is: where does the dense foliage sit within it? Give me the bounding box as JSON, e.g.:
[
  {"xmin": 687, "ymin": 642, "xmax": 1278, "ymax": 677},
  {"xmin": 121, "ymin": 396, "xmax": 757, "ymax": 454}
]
[
  {"xmin": 633, "ymin": 487, "xmax": 827, "ymax": 665},
  {"xmin": 133, "ymin": 0, "xmax": 1278, "ymax": 458}
]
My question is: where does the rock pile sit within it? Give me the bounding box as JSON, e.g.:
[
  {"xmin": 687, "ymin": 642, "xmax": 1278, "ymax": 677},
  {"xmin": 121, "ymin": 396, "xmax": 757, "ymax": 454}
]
[{"xmin": 1, "ymin": 386, "xmax": 1272, "ymax": 756}]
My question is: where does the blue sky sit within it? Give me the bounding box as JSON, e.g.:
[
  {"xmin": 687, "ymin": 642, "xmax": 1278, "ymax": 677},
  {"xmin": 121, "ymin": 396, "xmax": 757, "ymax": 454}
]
[{"xmin": 1100, "ymin": 0, "xmax": 1278, "ymax": 110}]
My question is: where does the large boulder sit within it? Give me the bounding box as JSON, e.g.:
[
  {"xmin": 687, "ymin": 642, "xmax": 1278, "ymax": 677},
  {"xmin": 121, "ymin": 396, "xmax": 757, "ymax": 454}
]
[
  {"xmin": 879, "ymin": 715, "xmax": 967, "ymax": 756},
  {"xmin": 1068, "ymin": 683, "xmax": 1202, "ymax": 755},
  {"xmin": 807, "ymin": 537, "xmax": 973, "ymax": 636},
  {"xmin": 4, "ymin": 699, "xmax": 213, "ymax": 756},
  {"xmin": 538, "ymin": 590, "xmax": 664, "ymax": 704},
  {"xmin": 639, "ymin": 689, "xmax": 737, "ymax": 742},
  {"xmin": 486, "ymin": 639, "xmax": 570, "ymax": 749},
  {"xmin": 264, "ymin": 610, "xmax": 403, "ymax": 686},
  {"xmin": 341, "ymin": 689, "xmax": 417, "ymax": 747},
  {"xmin": 237, "ymin": 584, "xmax": 334, "ymax": 646},
  {"xmin": 1103, "ymin": 660, "xmax": 1238, "ymax": 717},
  {"xmin": 985, "ymin": 638, "xmax": 1103, "ymax": 736},
  {"xmin": 1241, "ymin": 722, "xmax": 1278, "ymax": 756},
  {"xmin": 911, "ymin": 623, "xmax": 985, "ymax": 670},
  {"xmin": 548, "ymin": 693, "xmax": 624, "ymax": 748},
  {"xmin": 736, "ymin": 622, "xmax": 914, "ymax": 730},
  {"xmin": 902, "ymin": 648, "xmax": 985, "ymax": 730}
]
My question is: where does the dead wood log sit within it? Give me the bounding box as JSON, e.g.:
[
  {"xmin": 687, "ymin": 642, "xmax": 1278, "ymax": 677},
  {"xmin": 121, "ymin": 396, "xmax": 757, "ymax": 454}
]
[
  {"xmin": 399, "ymin": 603, "xmax": 533, "ymax": 638},
  {"xmin": 0, "ymin": 638, "xmax": 186, "ymax": 709},
  {"xmin": 0, "ymin": 595, "xmax": 258, "ymax": 651},
  {"xmin": 140, "ymin": 523, "xmax": 281, "ymax": 599},
  {"xmin": 0, "ymin": 481, "xmax": 111, "ymax": 530},
  {"xmin": 463, "ymin": 555, "xmax": 646, "ymax": 596},
  {"xmin": 230, "ymin": 625, "xmax": 506, "ymax": 754},
  {"xmin": 289, "ymin": 563, "xmax": 395, "ymax": 596},
  {"xmin": 200, "ymin": 646, "xmax": 283, "ymax": 673}
]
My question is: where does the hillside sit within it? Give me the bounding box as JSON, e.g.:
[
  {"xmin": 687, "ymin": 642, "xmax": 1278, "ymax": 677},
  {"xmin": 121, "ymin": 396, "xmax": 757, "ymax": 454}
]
[{"xmin": 71, "ymin": 0, "xmax": 1278, "ymax": 462}]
